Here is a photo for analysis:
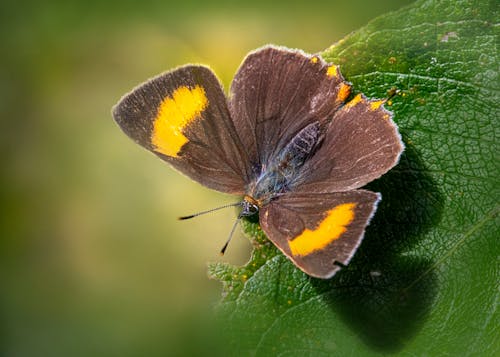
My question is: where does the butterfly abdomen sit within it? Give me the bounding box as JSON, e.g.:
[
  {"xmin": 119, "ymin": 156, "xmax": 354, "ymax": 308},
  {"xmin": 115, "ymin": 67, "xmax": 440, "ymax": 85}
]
[{"xmin": 278, "ymin": 122, "xmax": 321, "ymax": 168}]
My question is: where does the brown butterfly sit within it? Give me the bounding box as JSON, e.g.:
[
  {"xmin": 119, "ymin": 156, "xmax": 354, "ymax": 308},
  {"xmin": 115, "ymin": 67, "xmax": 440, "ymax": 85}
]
[{"xmin": 112, "ymin": 45, "xmax": 404, "ymax": 278}]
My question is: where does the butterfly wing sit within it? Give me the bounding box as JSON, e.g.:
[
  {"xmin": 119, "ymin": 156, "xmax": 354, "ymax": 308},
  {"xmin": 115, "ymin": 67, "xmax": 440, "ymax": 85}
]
[
  {"xmin": 297, "ymin": 94, "xmax": 404, "ymax": 193},
  {"xmin": 229, "ymin": 45, "xmax": 403, "ymax": 193},
  {"xmin": 260, "ymin": 190, "xmax": 380, "ymax": 278},
  {"xmin": 229, "ymin": 46, "xmax": 401, "ymax": 278},
  {"xmin": 113, "ymin": 65, "xmax": 251, "ymax": 194},
  {"xmin": 228, "ymin": 45, "xmax": 351, "ymax": 172}
]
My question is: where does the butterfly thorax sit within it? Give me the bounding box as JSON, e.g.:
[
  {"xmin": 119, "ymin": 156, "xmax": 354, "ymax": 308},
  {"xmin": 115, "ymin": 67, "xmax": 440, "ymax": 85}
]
[{"xmin": 245, "ymin": 121, "xmax": 322, "ymax": 208}]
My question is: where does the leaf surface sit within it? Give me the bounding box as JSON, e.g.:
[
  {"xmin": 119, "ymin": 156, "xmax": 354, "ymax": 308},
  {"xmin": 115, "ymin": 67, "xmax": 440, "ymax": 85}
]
[{"xmin": 209, "ymin": 0, "xmax": 499, "ymax": 355}]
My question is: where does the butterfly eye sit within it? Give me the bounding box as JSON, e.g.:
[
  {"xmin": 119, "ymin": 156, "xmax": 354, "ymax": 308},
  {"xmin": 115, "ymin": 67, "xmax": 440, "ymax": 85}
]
[
  {"xmin": 248, "ymin": 204, "xmax": 259, "ymax": 215},
  {"xmin": 240, "ymin": 200, "xmax": 259, "ymax": 217}
]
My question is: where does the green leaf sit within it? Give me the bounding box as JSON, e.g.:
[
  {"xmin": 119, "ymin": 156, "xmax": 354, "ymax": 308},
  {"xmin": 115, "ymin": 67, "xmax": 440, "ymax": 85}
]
[{"xmin": 208, "ymin": 0, "xmax": 499, "ymax": 355}]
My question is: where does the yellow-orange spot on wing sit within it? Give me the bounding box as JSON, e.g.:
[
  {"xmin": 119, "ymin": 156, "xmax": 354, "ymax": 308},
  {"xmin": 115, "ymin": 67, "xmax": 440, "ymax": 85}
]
[
  {"xmin": 369, "ymin": 100, "xmax": 385, "ymax": 111},
  {"xmin": 310, "ymin": 56, "xmax": 319, "ymax": 64},
  {"xmin": 152, "ymin": 85, "xmax": 208, "ymax": 157},
  {"xmin": 345, "ymin": 93, "xmax": 363, "ymax": 108},
  {"xmin": 326, "ymin": 65, "xmax": 339, "ymax": 78},
  {"xmin": 336, "ymin": 83, "xmax": 351, "ymax": 102},
  {"xmin": 288, "ymin": 203, "xmax": 356, "ymax": 256}
]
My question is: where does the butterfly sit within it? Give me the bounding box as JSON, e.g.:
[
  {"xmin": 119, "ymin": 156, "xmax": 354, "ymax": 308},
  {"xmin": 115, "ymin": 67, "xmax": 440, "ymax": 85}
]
[{"xmin": 112, "ymin": 45, "xmax": 404, "ymax": 278}]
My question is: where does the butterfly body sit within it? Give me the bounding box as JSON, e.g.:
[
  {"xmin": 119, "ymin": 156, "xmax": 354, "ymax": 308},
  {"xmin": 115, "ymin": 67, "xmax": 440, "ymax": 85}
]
[
  {"xmin": 113, "ymin": 45, "xmax": 404, "ymax": 278},
  {"xmin": 248, "ymin": 121, "xmax": 322, "ymax": 205}
]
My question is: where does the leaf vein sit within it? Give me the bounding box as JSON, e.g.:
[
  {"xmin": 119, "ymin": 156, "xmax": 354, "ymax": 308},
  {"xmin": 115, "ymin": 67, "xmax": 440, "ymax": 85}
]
[
  {"xmin": 403, "ymin": 205, "xmax": 499, "ymax": 291},
  {"xmin": 350, "ymin": 71, "xmax": 498, "ymax": 94}
]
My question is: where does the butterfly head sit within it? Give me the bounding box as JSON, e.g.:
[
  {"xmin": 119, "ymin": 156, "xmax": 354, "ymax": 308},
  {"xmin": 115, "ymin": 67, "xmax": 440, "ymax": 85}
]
[{"xmin": 240, "ymin": 195, "xmax": 260, "ymax": 218}]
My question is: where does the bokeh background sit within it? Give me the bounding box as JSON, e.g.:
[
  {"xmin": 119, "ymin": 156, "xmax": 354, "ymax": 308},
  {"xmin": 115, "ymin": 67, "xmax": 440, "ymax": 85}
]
[{"xmin": 1, "ymin": 0, "xmax": 414, "ymax": 355}]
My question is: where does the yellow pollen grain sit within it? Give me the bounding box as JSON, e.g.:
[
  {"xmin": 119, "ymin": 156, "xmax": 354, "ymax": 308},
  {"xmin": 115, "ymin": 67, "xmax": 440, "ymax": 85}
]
[
  {"xmin": 336, "ymin": 83, "xmax": 351, "ymax": 102},
  {"xmin": 326, "ymin": 65, "xmax": 339, "ymax": 78},
  {"xmin": 288, "ymin": 203, "xmax": 356, "ymax": 256},
  {"xmin": 152, "ymin": 85, "xmax": 208, "ymax": 157},
  {"xmin": 370, "ymin": 100, "xmax": 385, "ymax": 111},
  {"xmin": 345, "ymin": 93, "xmax": 363, "ymax": 108}
]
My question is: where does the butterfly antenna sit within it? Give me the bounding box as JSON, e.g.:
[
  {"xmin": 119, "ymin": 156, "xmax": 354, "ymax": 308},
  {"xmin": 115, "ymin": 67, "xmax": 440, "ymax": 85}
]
[
  {"xmin": 220, "ymin": 213, "xmax": 243, "ymax": 256},
  {"xmin": 178, "ymin": 202, "xmax": 243, "ymax": 220}
]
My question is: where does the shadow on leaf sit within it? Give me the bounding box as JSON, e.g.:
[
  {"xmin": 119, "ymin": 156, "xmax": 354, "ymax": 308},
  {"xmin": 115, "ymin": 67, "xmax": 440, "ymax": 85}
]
[{"xmin": 311, "ymin": 139, "xmax": 443, "ymax": 352}]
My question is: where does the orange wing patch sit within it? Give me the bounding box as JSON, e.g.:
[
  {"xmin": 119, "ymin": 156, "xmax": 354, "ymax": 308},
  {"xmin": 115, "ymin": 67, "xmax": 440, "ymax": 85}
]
[
  {"xmin": 336, "ymin": 83, "xmax": 351, "ymax": 103},
  {"xmin": 326, "ymin": 64, "xmax": 339, "ymax": 78},
  {"xmin": 369, "ymin": 99, "xmax": 386, "ymax": 111},
  {"xmin": 288, "ymin": 203, "xmax": 356, "ymax": 256},
  {"xmin": 152, "ymin": 85, "xmax": 208, "ymax": 157},
  {"xmin": 345, "ymin": 93, "xmax": 363, "ymax": 109}
]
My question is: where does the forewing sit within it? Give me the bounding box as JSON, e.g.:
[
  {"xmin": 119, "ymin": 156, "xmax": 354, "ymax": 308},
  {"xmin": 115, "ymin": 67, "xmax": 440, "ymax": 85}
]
[
  {"xmin": 113, "ymin": 65, "xmax": 250, "ymax": 194},
  {"xmin": 260, "ymin": 190, "xmax": 380, "ymax": 279},
  {"xmin": 228, "ymin": 45, "xmax": 351, "ymax": 172},
  {"xmin": 297, "ymin": 94, "xmax": 404, "ymax": 193}
]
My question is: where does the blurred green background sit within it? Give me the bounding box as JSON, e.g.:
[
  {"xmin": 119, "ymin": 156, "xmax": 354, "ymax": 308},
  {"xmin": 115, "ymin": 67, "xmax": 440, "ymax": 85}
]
[{"xmin": 0, "ymin": 0, "xmax": 414, "ymax": 355}]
